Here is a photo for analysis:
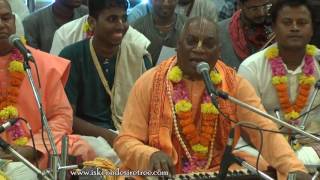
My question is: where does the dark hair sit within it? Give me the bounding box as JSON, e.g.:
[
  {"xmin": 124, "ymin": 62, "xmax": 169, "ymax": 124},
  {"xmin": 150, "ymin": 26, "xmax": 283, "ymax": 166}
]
[
  {"xmin": 239, "ymin": 0, "xmax": 248, "ymax": 3},
  {"xmin": 88, "ymin": 0, "xmax": 129, "ymax": 19},
  {"xmin": 270, "ymin": 0, "xmax": 315, "ymax": 25}
]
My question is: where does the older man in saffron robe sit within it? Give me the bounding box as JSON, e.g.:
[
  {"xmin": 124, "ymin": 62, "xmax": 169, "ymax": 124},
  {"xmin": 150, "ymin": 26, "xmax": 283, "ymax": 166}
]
[{"xmin": 114, "ymin": 17, "xmax": 310, "ymax": 179}]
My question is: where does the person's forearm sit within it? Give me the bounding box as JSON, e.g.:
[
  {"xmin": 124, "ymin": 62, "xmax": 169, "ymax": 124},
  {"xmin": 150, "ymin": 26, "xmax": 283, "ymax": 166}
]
[{"xmin": 72, "ymin": 117, "xmax": 117, "ymax": 146}]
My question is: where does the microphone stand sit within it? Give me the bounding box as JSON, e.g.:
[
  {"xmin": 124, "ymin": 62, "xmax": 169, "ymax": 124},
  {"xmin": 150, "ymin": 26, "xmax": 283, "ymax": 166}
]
[
  {"xmin": 0, "ymin": 137, "xmax": 52, "ymax": 180},
  {"xmin": 22, "ymin": 56, "xmax": 75, "ymax": 179},
  {"xmin": 212, "ymin": 90, "xmax": 320, "ymax": 142},
  {"xmin": 23, "ymin": 58, "xmax": 60, "ymax": 180},
  {"xmin": 312, "ymin": 167, "xmax": 320, "ymax": 180},
  {"xmin": 299, "ymin": 80, "xmax": 320, "ymax": 130}
]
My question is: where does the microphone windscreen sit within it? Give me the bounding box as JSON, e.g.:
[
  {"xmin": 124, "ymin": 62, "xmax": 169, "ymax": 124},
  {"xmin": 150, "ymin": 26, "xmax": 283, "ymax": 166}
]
[
  {"xmin": 196, "ymin": 61, "xmax": 210, "ymax": 74},
  {"xmin": 8, "ymin": 34, "xmax": 20, "ymax": 46}
]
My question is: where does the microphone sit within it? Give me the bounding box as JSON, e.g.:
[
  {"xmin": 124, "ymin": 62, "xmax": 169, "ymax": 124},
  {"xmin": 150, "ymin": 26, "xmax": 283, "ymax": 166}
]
[
  {"xmin": 218, "ymin": 128, "xmax": 235, "ymax": 180},
  {"xmin": 196, "ymin": 62, "xmax": 219, "ymax": 108},
  {"xmin": 274, "ymin": 108, "xmax": 281, "ymax": 120},
  {"xmin": 8, "ymin": 34, "xmax": 34, "ymax": 63},
  {"xmin": 0, "ymin": 118, "xmax": 19, "ymax": 133}
]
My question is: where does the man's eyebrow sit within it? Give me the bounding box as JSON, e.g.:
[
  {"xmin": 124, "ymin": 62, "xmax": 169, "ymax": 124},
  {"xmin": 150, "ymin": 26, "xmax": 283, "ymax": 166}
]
[
  {"xmin": 0, "ymin": 12, "xmax": 12, "ymax": 16},
  {"xmin": 247, "ymin": 2, "xmax": 270, "ymax": 8}
]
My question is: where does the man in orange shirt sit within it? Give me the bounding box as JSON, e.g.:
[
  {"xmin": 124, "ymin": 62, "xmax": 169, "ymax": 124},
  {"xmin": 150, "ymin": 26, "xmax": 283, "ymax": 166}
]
[
  {"xmin": 114, "ymin": 16, "xmax": 310, "ymax": 179},
  {"xmin": 0, "ymin": 0, "xmax": 95, "ymax": 179}
]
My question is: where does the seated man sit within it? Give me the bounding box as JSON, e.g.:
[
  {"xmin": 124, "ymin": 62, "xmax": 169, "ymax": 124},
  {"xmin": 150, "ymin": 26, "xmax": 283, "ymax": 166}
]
[
  {"xmin": 0, "ymin": 0, "xmax": 95, "ymax": 179},
  {"xmin": 22, "ymin": 0, "xmax": 88, "ymax": 52},
  {"xmin": 218, "ymin": 0, "xmax": 273, "ymax": 70},
  {"xmin": 128, "ymin": 0, "xmax": 217, "ymax": 24},
  {"xmin": 114, "ymin": 17, "xmax": 310, "ymax": 179},
  {"xmin": 132, "ymin": 0, "xmax": 186, "ymax": 65},
  {"xmin": 50, "ymin": 14, "xmax": 149, "ymax": 56},
  {"xmin": 58, "ymin": 0, "xmax": 152, "ymax": 163},
  {"xmin": 238, "ymin": 0, "xmax": 320, "ymax": 167}
]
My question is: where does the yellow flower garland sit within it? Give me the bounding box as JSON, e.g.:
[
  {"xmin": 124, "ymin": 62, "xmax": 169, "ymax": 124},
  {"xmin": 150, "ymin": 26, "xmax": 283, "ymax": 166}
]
[
  {"xmin": 8, "ymin": 60, "xmax": 24, "ymax": 73},
  {"xmin": 0, "ymin": 46, "xmax": 28, "ymax": 146},
  {"xmin": 168, "ymin": 66, "xmax": 183, "ymax": 83},
  {"xmin": 175, "ymin": 100, "xmax": 192, "ymax": 113},
  {"xmin": 169, "ymin": 66, "xmax": 222, "ymax": 155},
  {"xmin": 201, "ymin": 103, "xmax": 219, "ymax": 114},
  {"xmin": 0, "ymin": 106, "xmax": 18, "ymax": 120}
]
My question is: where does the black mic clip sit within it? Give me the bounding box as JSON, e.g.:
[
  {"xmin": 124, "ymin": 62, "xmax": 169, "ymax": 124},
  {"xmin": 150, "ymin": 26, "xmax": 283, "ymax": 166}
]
[{"xmin": 0, "ymin": 118, "xmax": 19, "ymax": 134}]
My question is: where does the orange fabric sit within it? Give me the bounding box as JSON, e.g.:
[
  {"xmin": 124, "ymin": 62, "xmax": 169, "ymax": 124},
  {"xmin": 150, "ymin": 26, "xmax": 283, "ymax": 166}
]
[
  {"xmin": 0, "ymin": 47, "xmax": 96, "ymax": 169},
  {"xmin": 147, "ymin": 57, "xmax": 239, "ymax": 172},
  {"xmin": 114, "ymin": 57, "xmax": 307, "ymax": 180}
]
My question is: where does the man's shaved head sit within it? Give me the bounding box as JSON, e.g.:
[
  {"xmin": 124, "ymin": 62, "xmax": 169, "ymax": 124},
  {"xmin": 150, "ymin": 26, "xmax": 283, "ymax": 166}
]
[
  {"xmin": 0, "ymin": 0, "xmax": 16, "ymax": 55},
  {"xmin": 0, "ymin": 0, "xmax": 11, "ymax": 11},
  {"xmin": 177, "ymin": 16, "xmax": 221, "ymax": 80},
  {"xmin": 179, "ymin": 16, "xmax": 219, "ymax": 42}
]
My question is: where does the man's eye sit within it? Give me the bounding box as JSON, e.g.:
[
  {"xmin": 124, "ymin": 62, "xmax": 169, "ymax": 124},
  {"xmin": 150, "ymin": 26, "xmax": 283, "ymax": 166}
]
[
  {"xmin": 186, "ymin": 37, "xmax": 197, "ymax": 46},
  {"xmin": 203, "ymin": 41, "xmax": 215, "ymax": 49},
  {"xmin": 107, "ymin": 16, "xmax": 117, "ymax": 22},
  {"xmin": 282, "ymin": 20, "xmax": 292, "ymax": 26}
]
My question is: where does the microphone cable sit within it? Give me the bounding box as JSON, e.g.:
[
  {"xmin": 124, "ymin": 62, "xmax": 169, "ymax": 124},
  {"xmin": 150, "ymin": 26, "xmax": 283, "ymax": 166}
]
[
  {"xmin": 24, "ymin": 52, "xmax": 50, "ymax": 155},
  {"xmin": 232, "ymin": 121, "xmax": 264, "ymax": 180},
  {"xmin": 16, "ymin": 117, "xmax": 39, "ymax": 168}
]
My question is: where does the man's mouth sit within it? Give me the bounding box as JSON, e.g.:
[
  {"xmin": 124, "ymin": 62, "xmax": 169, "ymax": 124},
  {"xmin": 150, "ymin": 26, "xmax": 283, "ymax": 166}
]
[
  {"xmin": 112, "ymin": 32, "xmax": 123, "ymax": 39},
  {"xmin": 189, "ymin": 58, "xmax": 205, "ymax": 68}
]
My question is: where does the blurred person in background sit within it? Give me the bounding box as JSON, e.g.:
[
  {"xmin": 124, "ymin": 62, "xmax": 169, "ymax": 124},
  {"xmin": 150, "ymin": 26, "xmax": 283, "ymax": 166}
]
[
  {"xmin": 23, "ymin": 0, "xmax": 88, "ymax": 52},
  {"xmin": 218, "ymin": 0, "xmax": 273, "ymax": 70}
]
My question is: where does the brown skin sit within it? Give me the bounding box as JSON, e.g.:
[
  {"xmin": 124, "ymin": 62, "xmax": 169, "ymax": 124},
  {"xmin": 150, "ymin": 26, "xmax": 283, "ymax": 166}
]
[
  {"xmin": 272, "ymin": 5, "xmax": 313, "ymax": 70},
  {"xmin": 72, "ymin": 7, "xmax": 128, "ymax": 144},
  {"xmin": 0, "ymin": 0, "xmax": 15, "ymax": 55},
  {"xmin": 149, "ymin": 17, "xmax": 220, "ymax": 175},
  {"xmin": 176, "ymin": 18, "xmax": 220, "ymax": 80},
  {"xmin": 148, "ymin": 17, "xmax": 311, "ymax": 179},
  {"xmin": 240, "ymin": 0, "xmax": 270, "ymax": 26},
  {"xmin": 88, "ymin": 6, "xmax": 128, "ymax": 58},
  {"xmin": 152, "ymin": 0, "xmax": 177, "ymax": 27},
  {"xmin": 0, "ymin": 0, "xmax": 39, "ymax": 162},
  {"xmin": 52, "ymin": 0, "xmax": 83, "ymax": 26}
]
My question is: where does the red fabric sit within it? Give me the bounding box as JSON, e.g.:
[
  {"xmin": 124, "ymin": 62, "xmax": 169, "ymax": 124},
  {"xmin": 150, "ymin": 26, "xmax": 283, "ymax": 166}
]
[{"xmin": 229, "ymin": 10, "xmax": 268, "ymax": 60}]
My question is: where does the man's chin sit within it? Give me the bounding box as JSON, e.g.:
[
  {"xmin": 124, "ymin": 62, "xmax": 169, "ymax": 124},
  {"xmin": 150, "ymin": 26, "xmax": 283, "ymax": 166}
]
[
  {"xmin": 111, "ymin": 41, "xmax": 122, "ymax": 46},
  {"xmin": 284, "ymin": 43, "xmax": 307, "ymax": 51},
  {"xmin": 251, "ymin": 19, "xmax": 267, "ymax": 26}
]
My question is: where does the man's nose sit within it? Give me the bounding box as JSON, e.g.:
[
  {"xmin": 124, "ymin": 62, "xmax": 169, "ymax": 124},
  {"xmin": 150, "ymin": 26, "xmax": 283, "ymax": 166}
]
[
  {"xmin": 256, "ymin": 6, "xmax": 268, "ymax": 17},
  {"xmin": 291, "ymin": 21, "xmax": 299, "ymax": 31},
  {"xmin": 163, "ymin": 0, "xmax": 174, "ymax": 6},
  {"xmin": 193, "ymin": 40, "xmax": 206, "ymax": 52},
  {"xmin": 0, "ymin": 19, "xmax": 5, "ymax": 28}
]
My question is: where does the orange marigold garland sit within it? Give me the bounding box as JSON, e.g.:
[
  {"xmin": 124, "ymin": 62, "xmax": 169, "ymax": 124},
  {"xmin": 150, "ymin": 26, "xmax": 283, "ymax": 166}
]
[
  {"xmin": 0, "ymin": 48, "xmax": 29, "ymax": 146},
  {"xmin": 265, "ymin": 45, "xmax": 317, "ymax": 124},
  {"xmin": 167, "ymin": 65, "xmax": 222, "ymax": 172}
]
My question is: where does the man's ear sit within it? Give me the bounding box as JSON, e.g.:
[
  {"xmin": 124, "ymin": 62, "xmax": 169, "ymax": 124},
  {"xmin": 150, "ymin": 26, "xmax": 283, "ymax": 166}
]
[
  {"xmin": 271, "ymin": 23, "xmax": 276, "ymax": 34},
  {"xmin": 12, "ymin": 13, "xmax": 16, "ymax": 34},
  {"xmin": 87, "ymin": 16, "xmax": 96, "ymax": 32}
]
